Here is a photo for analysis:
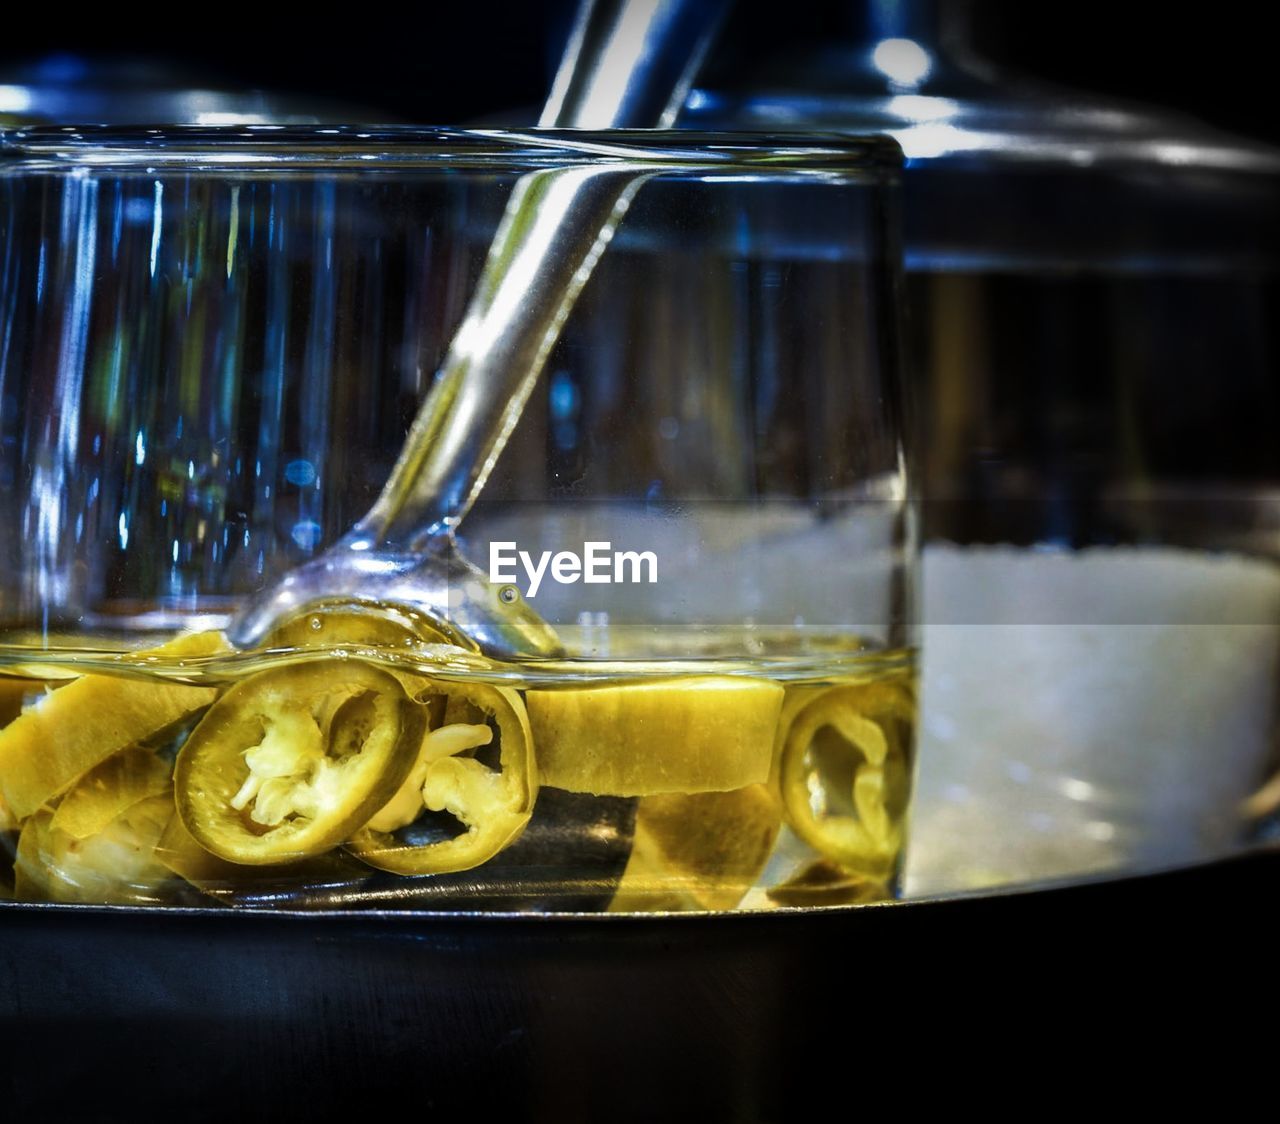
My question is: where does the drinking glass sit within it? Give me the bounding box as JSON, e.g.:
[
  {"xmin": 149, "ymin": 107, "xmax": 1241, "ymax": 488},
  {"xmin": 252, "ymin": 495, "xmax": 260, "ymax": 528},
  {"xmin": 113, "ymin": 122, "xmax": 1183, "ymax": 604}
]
[{"xmin": 0, "ymin": 126, "xmax": 914, "ymax": 912}]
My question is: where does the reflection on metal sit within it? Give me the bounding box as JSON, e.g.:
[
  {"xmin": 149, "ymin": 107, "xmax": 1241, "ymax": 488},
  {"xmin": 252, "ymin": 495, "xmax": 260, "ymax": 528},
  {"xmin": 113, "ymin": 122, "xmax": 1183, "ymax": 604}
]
[
  {"xmin": 542, "ymin": 0, "xmax": 731, "ymax": 129},
  {"xmin": 871, "ymin": 38, "xmax": 933, "ymax": 88},
  {"xmin": 226, "ymin": 162, "xmax": 650, "ymax": 657},
  {"xmin": 231, "ymin": 1, "xmax": 732, "ymax": 657}
]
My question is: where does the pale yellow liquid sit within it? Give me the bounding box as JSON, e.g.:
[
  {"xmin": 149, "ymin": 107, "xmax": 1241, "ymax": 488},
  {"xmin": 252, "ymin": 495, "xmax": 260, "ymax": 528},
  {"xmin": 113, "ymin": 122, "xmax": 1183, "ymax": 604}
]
[{"xmin": 0, "ymin": 627, "xmax": 916, "ymax": 913}]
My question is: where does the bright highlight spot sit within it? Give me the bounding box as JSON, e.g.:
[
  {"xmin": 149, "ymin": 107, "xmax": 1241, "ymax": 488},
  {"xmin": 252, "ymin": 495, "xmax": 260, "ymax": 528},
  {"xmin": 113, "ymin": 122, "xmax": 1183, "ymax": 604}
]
[
  {"xmin": 872, "ymin": 38, "xmax": 932, "ymax": 87},
  {"xmin": 291, "ymin": 520, "xmax": 323, "ymax": 551},
  {"xmin": 0, "ymin": 85, "xmax": 33, "ymax": 113},
  {"xmin": 886, "ymin": 94, "xmax": 957, "ymax": 122}
]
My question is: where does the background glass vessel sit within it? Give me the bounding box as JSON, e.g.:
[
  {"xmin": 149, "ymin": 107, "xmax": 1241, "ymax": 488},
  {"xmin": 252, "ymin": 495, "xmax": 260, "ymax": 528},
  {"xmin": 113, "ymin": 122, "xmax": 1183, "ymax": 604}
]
[{"xmin": 682, "ymin": 1, "xmax": 1280, "ymax": 890}]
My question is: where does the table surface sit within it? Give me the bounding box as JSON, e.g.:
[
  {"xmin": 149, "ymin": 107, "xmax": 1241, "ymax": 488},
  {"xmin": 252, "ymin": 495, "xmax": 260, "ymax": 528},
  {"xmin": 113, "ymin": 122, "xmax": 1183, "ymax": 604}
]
[{"xmin": 1, "ymin": 847, "xmax": 1272, "ymax": 1117}]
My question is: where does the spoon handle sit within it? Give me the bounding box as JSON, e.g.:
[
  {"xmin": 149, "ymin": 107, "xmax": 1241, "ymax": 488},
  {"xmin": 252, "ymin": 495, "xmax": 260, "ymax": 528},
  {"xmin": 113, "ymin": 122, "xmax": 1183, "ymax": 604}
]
[
  {"xmin": 353, "ymin": 164, "xmax": 646, "ymax": 552},
  {"xmin": 353, "ymin": 0, "xmax": 730, "ymax": 551},
  {"xmin": 542, "ymin": 0, "xmax": 731, "ymax": 129}
]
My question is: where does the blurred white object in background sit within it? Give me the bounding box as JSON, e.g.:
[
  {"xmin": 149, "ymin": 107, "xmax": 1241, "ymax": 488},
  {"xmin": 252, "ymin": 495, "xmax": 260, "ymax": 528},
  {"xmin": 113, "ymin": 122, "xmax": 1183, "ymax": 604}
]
[{"xmin": 908, "ymin": 543, "xmax": 1280, "ymax": 895}]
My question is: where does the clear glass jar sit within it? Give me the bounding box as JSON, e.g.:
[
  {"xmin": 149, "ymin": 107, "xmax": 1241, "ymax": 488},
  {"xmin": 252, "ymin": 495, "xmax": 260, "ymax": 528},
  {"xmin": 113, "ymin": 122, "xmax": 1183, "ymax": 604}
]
[{"xmin": 0, "ymin": 126, "xmax": 915, "ymax": 912}]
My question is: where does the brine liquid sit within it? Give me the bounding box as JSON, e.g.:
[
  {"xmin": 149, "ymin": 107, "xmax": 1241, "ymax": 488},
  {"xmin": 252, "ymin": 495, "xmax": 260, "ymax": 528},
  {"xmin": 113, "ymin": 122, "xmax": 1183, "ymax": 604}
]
[{"xmin": 0, "ymin": 628, "xmax": 916, "ymax": 913}]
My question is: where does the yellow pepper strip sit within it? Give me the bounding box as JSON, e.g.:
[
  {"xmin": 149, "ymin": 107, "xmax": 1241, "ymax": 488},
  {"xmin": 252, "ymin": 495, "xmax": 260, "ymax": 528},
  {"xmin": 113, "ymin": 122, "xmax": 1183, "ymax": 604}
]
[
  {"xmin": 348, "ymin": 682, "xmax": 537, "ymax": 876},
  {"xmin": 609, "ymin": 783, "xmax": 782, "ymax": 912},
  {"xmin": 14, "ymin": 793, "xmax": 174, "ymax": 905},
  {"xmin": 1, "ymin": 679, "xmax": 65, "ymax": 830},
  {"xmin": 0, "ymin": 631, "xmax": 224, "ymax": 821},
  {"xmin": 48, "ymin": 749, "xmax": 172, "ymax": 840},
  {"xmin": 526, "ymin": 677, "xmax": 783, "ymax": 796},
  {"xmin": 0, "ymin": 676, "xmax": 44, "ymax": 729}
]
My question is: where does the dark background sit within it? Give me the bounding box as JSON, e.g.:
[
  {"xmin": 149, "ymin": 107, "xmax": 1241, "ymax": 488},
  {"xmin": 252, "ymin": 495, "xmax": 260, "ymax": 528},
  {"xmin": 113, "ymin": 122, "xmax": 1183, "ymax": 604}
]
[{"xmin": 1, "ymin": 0, "xmax": 1274, "ymax": 145}]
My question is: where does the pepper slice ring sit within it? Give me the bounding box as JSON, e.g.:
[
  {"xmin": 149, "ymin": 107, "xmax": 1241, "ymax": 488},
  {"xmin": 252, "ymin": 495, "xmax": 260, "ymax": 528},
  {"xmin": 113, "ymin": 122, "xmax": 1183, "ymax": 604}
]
[
  {"xmin": 778, "ymin": 680, "xmax": 914, "ymax": 875},
  {"xmin": 175, "ymin": 660, "xmax": 426, "ymax": 865},
  {"xmin": 348, "ymin": 682, "xmax": 537, "ymax": 876}
]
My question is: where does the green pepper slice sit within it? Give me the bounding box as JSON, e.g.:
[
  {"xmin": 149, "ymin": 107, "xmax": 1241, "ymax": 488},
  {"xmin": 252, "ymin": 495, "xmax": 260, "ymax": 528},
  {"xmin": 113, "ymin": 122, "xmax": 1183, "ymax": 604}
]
[
  {"xmin": 348, "ymin": 682, "xmax": 537, "ymax": 875},
  {"xmin": 0, "ymin": 630, "xmax": 223, "ymax": 822},
  {"xmin": 777, "ymin": 679, "xmax": 915, "ymax": 880},
  {"xmin": 48, "ymin": 748, "xmax": 172, "ymax": 840},
  {"xmin": 174, "ymin": 661, "xmax": 426, "ymax": 865},
  {"xmin": 15, "ymin": 793, "xmax": 175, "ymax": 905},
  {"xmin": 154, "ymin": 811, "xmax": 373, "ymax": 907}
]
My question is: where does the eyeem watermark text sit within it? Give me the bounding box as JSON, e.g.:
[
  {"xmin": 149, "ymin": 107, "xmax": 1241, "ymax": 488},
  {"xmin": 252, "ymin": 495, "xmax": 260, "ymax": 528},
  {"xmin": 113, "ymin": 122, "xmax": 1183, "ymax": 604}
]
[{"xmin": 489, "ymin": 541, "xmax": 657, "ymax": 598}]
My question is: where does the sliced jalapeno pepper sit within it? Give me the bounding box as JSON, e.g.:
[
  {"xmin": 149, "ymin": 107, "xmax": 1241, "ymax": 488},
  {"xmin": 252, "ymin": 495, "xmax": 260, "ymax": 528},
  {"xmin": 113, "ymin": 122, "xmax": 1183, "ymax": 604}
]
[
  {"xmin": 0, "ymin": 630, "xmax": 223, "ymax": 821},
  {"xmin": 608, "ymin": 783, "xmax": 782, "ymax": 913},
  {"xmin": 348, "ymin": 682, "xmax": 537, "ymax": 876},
  {"xmin": 174, "ymin": 661, "xmax": 426, "ymax": 865},
  {"xmin": 48, "ymin": 748, "xmax": 172, "ymax": 840},
  {"xmin": 0, "ymin": 675, "xmax": 44, "ymax": 730},
  {"xmin": 777, "ymin": 679, "xmax": 915, "ymax": 879},
  {"xmin": 263, "ymin": 604, "xmax": 458, "ymax": 652},
  {"xmin": 14, "ymin": 792, "xmax": 175, "ymax": 905},
  {"xmin": 155, "ymin": 810, "xmax": 373, "ymax": 907}
]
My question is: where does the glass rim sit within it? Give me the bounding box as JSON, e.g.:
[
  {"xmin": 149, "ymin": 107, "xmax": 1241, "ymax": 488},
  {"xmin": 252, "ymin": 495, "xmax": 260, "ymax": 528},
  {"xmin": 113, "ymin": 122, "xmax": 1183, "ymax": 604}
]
[{"xmin": 0, "ymin": 124, "xmax": 902, "ymax": 174}]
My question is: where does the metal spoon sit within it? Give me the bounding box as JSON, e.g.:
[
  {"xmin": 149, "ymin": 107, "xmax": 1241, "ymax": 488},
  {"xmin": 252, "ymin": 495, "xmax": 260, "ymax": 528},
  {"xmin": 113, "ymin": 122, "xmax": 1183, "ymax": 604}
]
[{"xmin": 228, "ymin": 0, "xmax": 729, "ymax": 656}]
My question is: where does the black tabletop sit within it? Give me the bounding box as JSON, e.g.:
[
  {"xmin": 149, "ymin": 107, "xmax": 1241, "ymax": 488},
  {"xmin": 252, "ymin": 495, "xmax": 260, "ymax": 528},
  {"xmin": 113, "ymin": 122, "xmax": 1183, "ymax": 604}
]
[{"xmin": 1, "ymin": 849, "xmax": 1273, "ymax": 1119}]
